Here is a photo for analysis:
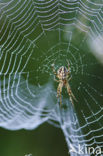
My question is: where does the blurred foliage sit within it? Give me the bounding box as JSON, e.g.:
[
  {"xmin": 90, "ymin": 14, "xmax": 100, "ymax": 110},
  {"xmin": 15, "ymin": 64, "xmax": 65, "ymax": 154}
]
[{"xmin": 0, "ymin": 123, "xmax": 68, "ymax": 156}]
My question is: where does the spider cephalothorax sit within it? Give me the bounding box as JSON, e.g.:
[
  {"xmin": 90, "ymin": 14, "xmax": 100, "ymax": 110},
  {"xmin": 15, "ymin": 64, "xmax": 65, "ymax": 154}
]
[
  {"xmin": 57, "ymin": 66, "xmax": 68, "ymax": 80},
  {"xmin": 51, "ymin": 61, "xmax": 77, "ymax": 106}
]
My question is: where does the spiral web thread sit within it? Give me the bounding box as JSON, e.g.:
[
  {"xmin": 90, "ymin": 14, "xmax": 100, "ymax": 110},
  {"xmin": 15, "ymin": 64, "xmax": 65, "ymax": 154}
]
[{"xmin": 0, "ymin": 0, "xmax": 103, "ymax": 155}]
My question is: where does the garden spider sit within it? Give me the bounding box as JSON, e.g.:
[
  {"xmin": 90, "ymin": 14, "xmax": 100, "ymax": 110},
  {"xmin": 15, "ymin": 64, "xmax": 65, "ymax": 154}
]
[{"xmin": 51, "ymin": 61, "xmax": 77, "ymax": 106}]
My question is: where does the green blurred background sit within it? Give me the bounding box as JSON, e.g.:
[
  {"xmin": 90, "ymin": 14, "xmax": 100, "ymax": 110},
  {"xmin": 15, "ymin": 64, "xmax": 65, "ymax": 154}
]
[{"xmin": 0, "ymin": 123, "xmax": 68, "ymax": 156}]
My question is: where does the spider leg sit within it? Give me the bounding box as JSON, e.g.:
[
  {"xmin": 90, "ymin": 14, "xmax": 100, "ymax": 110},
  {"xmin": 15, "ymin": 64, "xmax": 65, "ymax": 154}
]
[
  {"xmin": 54, "ymin": 78, "xmax": 59, "ymax": 82},
  {"xmin": 57, "ymin": 82, "xmax": 63, "ymax": 106},
  {"xmin": 51, "ymin": 63, "xmax": 57, "ymax": 77},
  {"xmin": 66, "ymin": 59, "xmax": 71, "ymax": 75},
  {"xmin": 68, "ymin": 76, "xmax": 72, "ymax": 81},
  {"xmin": 66, "ymin": 82, "xmax": 77, "ymax": 105}
]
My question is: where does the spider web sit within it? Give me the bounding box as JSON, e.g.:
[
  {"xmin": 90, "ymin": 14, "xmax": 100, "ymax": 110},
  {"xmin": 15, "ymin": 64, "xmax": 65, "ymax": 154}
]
[{"xmin": 0, "ymin": 0, "xmax": 103, "ymax": 155}]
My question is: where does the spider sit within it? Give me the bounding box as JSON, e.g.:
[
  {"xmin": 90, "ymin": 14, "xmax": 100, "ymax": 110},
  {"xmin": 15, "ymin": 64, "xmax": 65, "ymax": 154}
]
[{"xmin": 51, "ymin": 61, "xmax": 77, "ymax": 106}]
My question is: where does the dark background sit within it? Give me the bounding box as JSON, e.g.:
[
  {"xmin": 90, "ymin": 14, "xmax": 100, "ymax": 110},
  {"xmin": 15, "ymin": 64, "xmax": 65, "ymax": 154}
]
[{"xmin": 0, "ymin": 123, "xmax": 68, "ymax": 156}]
